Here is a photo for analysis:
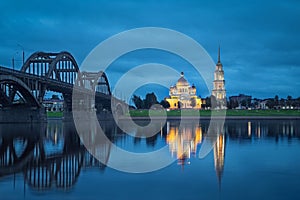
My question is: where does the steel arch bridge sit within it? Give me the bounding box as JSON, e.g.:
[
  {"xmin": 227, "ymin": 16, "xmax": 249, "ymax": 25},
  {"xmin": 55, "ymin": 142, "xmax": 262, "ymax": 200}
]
[{"xmin": 0, "ymin": 51, "xmax": 114, "ymax": 119}]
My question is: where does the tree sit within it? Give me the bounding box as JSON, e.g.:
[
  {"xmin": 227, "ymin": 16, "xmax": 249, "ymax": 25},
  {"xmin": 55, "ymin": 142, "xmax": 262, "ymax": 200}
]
[
  {"xmin": 266, "ymin": 99, "xmax": 275, "ymax": 109},
  {"xmin": 297, "ymin": 97, "xmax": 300, "ymax": 108},
  {"xmin": 204, "ymin": 96, "xmax": 211, "ymax": 108},
  {"xmin": 287, "ymin": 95, "xmax": 292, "ymax": 108},
  {"xmin": 51, "ymin": 94, "xmax": 59, "ymax": 100},
  {"xmin": 274, "ymin": 95, "xmax": 279, "ymax": 106},
  {"xmin": 132, "ymin": 95, "xmax": 143, "ymax": 109},
  {"xmin": 291, "ymin": 100, "xmax": 297, "ymax": 108},
  {"xmin": 233, "ymin": 100, "xmax": 238, "ymax": 108},
  {"xmin": 227, "ymin": 100, "xmax": 231, "ymax": 109},
  {"xmin": 228, "ymin": 98, "xmax": 237, "ymax": 109},
  {"xmin": 241, "ymin": 100, "xmax": 247, "ymax": 107},
  {"xmin": 144, "ymin": 92, "xmax": 158, "ymax": 109},
  {"xmin": 247, "ymin": 98, "xmax": 251, "ymax": 108},
  {"xmin": 160, "ymin": 99, "xmax": 170, "ymax": 108},
  {"xmin": 254, "ymin": 101, "xmax": 259, "ymax": 109},
  {"xmin": 279, "ymin": 98, "xmax": 285, "ymax": 107}
]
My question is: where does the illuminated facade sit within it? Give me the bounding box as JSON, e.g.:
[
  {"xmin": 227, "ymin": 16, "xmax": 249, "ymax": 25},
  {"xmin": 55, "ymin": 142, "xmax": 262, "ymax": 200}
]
[
  {"xmin": 165, "ymin": 72, "xmax": 203, "ymax": 109},
  {"xmin": 212, "ymin": 46, "xmax": 227, "ymax": 108}
]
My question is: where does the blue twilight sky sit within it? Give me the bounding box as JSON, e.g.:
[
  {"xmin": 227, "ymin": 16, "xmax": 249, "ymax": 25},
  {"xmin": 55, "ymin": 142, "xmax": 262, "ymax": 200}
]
[{"xmin": 0, "ymin": 0, "xmax": 299, "ymax": 100}]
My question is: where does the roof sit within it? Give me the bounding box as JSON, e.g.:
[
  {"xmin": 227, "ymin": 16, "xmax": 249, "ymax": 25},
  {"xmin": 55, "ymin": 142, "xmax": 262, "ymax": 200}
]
[
  {"xmin": 178, "ymin": 76, "xmax": 188, "ymax": 83},
  {"xmin": 176, "ymin": 72, "xmax": 189, "ymax": 86}
]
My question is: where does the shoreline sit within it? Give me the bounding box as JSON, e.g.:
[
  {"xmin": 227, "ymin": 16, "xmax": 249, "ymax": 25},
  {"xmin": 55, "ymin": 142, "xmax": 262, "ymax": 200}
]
[
  {"xmin": 0, "ymin": 115, "xmax": 292, "ymax": 123},
  {"xmin": 118, "ymin": 116, "xmax": 300, "ymax": 120}
]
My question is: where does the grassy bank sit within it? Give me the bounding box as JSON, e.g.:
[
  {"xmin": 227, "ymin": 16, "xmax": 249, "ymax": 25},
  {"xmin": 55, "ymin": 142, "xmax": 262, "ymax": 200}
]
[
  {"xmin": 47, "ymin": 111, "xmax": 63, "ymax": 118},
  {"xmin": 46, "ymin": 109, "xmax": 300, "ymax": 118},
  {"xmin": 129, "ymin": 109, "xmax": 300, "ymax": 117}
]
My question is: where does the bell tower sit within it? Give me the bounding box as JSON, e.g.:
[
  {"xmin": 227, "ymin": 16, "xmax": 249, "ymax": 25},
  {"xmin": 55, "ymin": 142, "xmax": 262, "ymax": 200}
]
[{"xmin": 212, "ymin": 46, "xmax": 226, "ymax": 108}]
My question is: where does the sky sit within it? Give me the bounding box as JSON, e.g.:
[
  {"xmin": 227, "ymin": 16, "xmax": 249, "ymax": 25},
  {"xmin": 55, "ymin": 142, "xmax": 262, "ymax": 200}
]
[{"xmin": 0, "ymin": 0, "xmax": 299, "ymax": 101}]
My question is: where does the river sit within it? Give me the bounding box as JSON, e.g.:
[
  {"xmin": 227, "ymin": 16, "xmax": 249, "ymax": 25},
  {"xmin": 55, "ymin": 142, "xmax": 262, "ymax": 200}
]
[{"xmin": 0, "ymin": 119, "xmax": 299, "ymax": 199}]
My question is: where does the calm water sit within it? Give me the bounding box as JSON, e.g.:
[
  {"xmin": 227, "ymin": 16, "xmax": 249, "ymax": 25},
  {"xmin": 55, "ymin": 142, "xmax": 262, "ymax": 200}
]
[{"xmin": 0, "ymin": 119, "xmax": 300, "ymax": 200}]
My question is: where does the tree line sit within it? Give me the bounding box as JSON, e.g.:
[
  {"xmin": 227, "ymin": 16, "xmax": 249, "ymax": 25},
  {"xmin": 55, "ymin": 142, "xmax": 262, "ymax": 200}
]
[
  {"xmin": 265, "ymin": 95, "xmax": 300, "ymax": 109},
  {"xmin": 132, "ymin": 93, "xmax": 170, "ymax": 109},
  {"xmin": 132, "ymin": 92, "xmax": 300, "ymax": 110}
]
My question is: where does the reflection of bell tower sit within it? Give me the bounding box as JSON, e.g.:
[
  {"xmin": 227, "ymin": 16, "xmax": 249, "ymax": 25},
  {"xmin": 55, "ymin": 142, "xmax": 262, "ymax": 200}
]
[
  {"xmin": 214, "ymin": 133, "xmax": 225, "ymax": 188},
  {"xmin": 212, "ymin": 46, "xmax": 226, "ymax": 108}
]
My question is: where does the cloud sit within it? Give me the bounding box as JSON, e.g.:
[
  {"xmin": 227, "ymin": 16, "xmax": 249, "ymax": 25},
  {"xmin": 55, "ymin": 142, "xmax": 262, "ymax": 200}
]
[{"xmin": 0, "ymin": 0, "xmax": 299, "ymax": 98}]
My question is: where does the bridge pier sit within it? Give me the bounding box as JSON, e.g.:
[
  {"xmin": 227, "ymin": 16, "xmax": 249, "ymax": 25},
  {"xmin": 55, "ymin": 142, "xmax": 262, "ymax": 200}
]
[
  {"xmin": 62, "ymin": 93, "xmax": 73, "ymax": 122},
  {"xmin": 0, "ymin": 107, "xmax": 46, "ymax": 123}
]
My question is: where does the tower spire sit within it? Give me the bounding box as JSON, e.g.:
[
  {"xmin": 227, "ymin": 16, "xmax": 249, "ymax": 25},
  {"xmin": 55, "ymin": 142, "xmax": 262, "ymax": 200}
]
[{"xmin": 218, "ymin": 45, "xmax": 221, "ymax": 63}]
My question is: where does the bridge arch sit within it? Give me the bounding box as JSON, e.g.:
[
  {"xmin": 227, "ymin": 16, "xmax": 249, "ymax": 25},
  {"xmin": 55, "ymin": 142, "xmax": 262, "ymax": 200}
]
[
  {"xmin": 46, "ymin": 51, "xmax": 80, "ymax": 84},
  {"xmin": 94, "ymin": 71, "xmax": 111, "ymax": 95},
  {"xmin": 21, "ymin": 52, "xmax": 53, "ymax": 74},
  {"xmin": 21, "ymin": 51, "xmax": 80, "ymax": 85},
  {"xmin": 80, "ymin": 71, "xmax": 111, "ymax": 95},
  {"xmin": 0, "ymin": 75, "xmax": 41, "ymax": 107}
]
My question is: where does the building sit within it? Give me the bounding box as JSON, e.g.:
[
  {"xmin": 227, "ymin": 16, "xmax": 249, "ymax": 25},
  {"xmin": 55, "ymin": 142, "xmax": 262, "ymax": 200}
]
[
  {"xmin": 165, "ymin": 72, "xmax": 203, "ymax": 109},
  {"xmin": 251, "ymin": 98, "xmax": 268, "ymax": 109},
  {"xmin": 212, "ymin": 46, "xmax": 227, "ymax": 109},
  {"xmin": 229, "ymin": 94, "xmax": 252, "ymax": 109},
  {"xmin": 43, "ymin": 96, "xmax": 64, "ymax": 111}
]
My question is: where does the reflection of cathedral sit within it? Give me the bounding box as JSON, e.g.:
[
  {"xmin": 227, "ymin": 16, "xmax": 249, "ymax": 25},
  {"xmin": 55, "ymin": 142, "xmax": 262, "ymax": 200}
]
[
  {"xmin": 165, "ymin": 72, "xmax": 203, "ymax": 109},
  {"xmin": 166, "ymin": 121, "xmax": 226, "ymax": 186},
  {"xmin": 212, "ymin": 46, "xmax": 227, "ymax": 108},
  {"xmin": 166, "ymin": 122, "xmax": 203, "ymax": 165}
]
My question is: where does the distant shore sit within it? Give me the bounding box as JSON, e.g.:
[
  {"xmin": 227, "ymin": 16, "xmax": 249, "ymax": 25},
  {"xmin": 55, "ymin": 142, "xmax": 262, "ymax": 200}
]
[
  {"xmin": 47, "ymin": 109, "xmax": 300, "ymax": 120},
  {"xmin": 119, "ymin": 115, "xmax": 300, "ymax": 120},
  {"xmin": 128, "ymin": 109, "xmax": 300, "ymax": 117}
]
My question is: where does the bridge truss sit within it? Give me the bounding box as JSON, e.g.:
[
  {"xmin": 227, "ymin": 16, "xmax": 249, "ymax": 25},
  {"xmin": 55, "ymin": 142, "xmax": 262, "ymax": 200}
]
[{"xmin": 0, "ymin": 51, "xmax": 111, "ymax": 110}]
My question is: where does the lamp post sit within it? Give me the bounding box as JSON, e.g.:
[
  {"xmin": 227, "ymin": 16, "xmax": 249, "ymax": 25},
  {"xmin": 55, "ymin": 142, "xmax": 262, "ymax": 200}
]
[
  {"xmin": 12, "ymin": 51, "xmax": 19, "ymax": 70},
  {"xmin": 17, "ymin": 43, "xmax": 25, "ymax": 65}
]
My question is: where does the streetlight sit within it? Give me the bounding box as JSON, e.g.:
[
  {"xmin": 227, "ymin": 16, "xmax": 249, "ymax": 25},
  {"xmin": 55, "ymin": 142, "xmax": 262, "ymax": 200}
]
[
  {"xmin": 17, "ymin": 43, "xmax": 25, "ymax": 65},
  {"xmin": 12, "ymin": 51, "xmax": 19, "ymax": 70}
]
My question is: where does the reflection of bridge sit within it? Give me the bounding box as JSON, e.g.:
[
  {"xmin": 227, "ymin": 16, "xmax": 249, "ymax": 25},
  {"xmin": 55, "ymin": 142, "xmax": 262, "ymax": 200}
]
[
  {"xmin": 0, "ymin": 51, "xmax": 117, "ymax": 122},
  {"xmin": 0, "ymin": 123, "xmax": 112, "ymax": 190}
]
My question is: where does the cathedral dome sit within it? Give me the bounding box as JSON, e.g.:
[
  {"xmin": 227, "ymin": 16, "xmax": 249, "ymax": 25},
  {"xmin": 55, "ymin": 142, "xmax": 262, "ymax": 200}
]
[{"xmin": 176, "ymin": 72, "xmax": 189, "ymax": 86}]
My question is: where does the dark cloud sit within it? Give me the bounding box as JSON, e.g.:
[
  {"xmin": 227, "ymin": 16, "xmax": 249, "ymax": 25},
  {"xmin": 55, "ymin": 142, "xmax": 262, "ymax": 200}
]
[{"xmin": 0, "ymin": 0, "xmax": 299, "ymax": 99}]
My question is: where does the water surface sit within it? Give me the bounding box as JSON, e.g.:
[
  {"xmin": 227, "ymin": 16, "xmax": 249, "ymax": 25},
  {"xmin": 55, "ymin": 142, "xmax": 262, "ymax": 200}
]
[{"xmin": 0, "ymin": 119, "xmax": 299, "ymax": 200}]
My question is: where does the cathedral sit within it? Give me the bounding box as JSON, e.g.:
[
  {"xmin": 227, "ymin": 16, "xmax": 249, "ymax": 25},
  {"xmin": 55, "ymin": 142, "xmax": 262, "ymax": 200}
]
[
  {"xmin": 212, "ymin": 46, "xmax": 227, "ymax": 109},
  {"xmin": 165, "ymin": 72, "xmax": 203, "ymax": 109},
  {"xmin": 165, "ymin": 47, "xmax": 226, "ymax": 110}
]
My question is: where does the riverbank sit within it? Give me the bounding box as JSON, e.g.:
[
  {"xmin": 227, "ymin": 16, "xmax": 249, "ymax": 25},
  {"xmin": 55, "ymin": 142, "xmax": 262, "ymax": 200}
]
[
  {"xmin": 46, "ymin": 109, "xmax": 300, "ymax": 120},
  {"xmin": 47, "ymin": 111, "xmax": 63, "ymax": 118},
  {"xmin": 119, "ymin": 115, "xmax": 300, "ymax": 120},
  {"xmin": 129, "ymin": 109, "xmax": 300, "ymax": 117}
]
